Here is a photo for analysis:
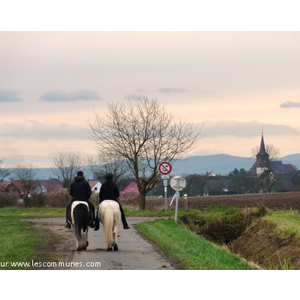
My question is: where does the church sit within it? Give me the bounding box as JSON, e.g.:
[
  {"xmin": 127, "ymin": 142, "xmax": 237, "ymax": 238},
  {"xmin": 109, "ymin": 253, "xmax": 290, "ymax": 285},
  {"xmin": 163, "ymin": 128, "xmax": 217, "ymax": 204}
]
[{"xmin": 249, "ymin": 134, "xmax": 300, "ymax": 192}]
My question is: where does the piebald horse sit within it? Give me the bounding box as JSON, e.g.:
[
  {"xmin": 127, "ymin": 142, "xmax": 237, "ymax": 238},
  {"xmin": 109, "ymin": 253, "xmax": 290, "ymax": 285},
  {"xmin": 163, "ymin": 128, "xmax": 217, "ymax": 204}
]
[
  {"xmin": 71, "ymin": 201, "xmax": 93, "ymax": 251},
  {"xmin": 99, "ymin": 200, "xmax": 121, "ymax": 251}
]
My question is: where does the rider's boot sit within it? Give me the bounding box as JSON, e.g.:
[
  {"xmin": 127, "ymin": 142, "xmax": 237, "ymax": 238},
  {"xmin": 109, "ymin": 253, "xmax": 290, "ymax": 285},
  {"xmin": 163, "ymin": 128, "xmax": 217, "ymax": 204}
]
[
  {"xmin": 94, "ymin": 217, "xmax": 100, "ymax": 231},
  {"xmin": 65, "ymin": 222, "xmax": 71, "ymax": 229}
]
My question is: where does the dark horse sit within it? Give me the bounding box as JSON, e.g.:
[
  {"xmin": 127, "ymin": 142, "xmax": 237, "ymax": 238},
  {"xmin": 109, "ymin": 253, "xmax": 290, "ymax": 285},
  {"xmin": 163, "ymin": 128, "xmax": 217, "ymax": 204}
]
[{"xmin": 70, "ymin": 201, "xmax": 93, "ymax": 251}]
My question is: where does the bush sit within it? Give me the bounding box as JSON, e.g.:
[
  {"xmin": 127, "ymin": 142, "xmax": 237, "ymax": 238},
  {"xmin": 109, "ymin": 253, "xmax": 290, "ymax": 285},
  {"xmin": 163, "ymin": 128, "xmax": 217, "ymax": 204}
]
[
  {"xmin": 119, "ymin": 192, "xmax": 140, "ymax": 206},
  {"xmin": 0, "ymin": 193, "xmax": 18, "ymax": 207},
  {"xmin": 43, "ymin": 190, "xmax": 70, "ymax": 207}
]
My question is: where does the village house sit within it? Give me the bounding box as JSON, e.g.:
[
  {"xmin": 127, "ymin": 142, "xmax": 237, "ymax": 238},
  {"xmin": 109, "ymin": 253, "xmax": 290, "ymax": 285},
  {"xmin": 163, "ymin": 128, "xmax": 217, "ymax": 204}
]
[
  {"xmin": 0, "ymin": 179, "xmax": 64, "ymax": 199},
  {"xmin": 0, "ymin": 182, "xmax": 21, "ymax": 198},
  {"xmin": 89, "ymin": 181, "xmax": 102, "ymax": 193},
  {"xmin": 121, "ymin": 180, "xmax": 139, "ymax": 194}
]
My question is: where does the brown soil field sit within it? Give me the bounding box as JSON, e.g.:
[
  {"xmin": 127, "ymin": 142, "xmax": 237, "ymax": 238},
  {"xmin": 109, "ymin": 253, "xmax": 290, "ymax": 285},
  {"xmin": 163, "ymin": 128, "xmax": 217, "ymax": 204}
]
[{"xmin": 146, "ymin": 191, "xmax": 300, "ymax": 210}]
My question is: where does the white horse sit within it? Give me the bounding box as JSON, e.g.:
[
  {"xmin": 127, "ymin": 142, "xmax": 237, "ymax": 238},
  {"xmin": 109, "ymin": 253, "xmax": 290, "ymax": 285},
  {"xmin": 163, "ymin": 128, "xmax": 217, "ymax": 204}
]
[
  {"xmin": 71, "ymin": 201, "xmax": 93, "ymax": 251},
  {"xmin": 99, "ymin": 200, "xmax": 121, "ymax": 251}
]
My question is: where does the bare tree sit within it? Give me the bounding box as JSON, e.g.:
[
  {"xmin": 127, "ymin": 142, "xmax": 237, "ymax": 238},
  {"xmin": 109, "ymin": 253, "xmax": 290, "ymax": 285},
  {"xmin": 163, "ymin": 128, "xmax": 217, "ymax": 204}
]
[
  {"xmin": 0, "ymin": 157, "xmax": 13, "ymax": 182},
  {"xmin": 87, "ymin": 152, "xmax": 129, "ymax": 185},
  {"xmin": 16, "ymin": 163, "xmax": 39, "ymax": 208},
  {"xmin": 52, "ymin": 151, "xmax": 85, "ymax": 192},
  {"xmin": 89, "ymin": 98, "xmax": 202, "ymax": 209}
]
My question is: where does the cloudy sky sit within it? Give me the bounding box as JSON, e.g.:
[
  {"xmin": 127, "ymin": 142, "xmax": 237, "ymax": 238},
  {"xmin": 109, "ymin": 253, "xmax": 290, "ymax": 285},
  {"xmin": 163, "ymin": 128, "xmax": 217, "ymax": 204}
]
[{"xmin": 1, "ymin": 31, "xmax": 300, "ymax": 167}]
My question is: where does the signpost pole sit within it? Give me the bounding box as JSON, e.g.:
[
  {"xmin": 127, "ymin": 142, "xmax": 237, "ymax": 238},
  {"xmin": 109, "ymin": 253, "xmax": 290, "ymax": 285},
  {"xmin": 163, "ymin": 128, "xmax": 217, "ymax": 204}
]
[
  {"xmin": 164, "ymin": 186, "xmax": 167, "ymax": 212},
  {"xmin": 163, "ymin": 179, "xmax": 168, "ymax": 212},
  {"xmin": 175, "ymin": 181, "xmax": 179, "ymax": 222}
]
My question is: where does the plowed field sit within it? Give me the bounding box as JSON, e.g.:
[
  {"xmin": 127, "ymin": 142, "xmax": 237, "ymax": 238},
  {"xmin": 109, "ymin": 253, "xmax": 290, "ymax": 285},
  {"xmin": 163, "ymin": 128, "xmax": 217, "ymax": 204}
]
[{"xmin": 146, "ymin": 192, "xmax": 300, "ymax": 210}]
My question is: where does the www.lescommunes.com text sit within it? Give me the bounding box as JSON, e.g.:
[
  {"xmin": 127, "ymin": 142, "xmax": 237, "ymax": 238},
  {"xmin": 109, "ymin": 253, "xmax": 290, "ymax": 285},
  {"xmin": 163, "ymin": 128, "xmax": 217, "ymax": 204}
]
[{"xmin": 1, "ymin": 260, "xmax": 101, "ymax": 268}]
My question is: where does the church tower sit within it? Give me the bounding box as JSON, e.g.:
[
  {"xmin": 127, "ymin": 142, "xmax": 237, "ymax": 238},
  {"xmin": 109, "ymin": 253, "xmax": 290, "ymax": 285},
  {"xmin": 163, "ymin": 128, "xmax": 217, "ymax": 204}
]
[{"xmin": 256, "ymin": 133, "xmax": 269, "ymax": 176}]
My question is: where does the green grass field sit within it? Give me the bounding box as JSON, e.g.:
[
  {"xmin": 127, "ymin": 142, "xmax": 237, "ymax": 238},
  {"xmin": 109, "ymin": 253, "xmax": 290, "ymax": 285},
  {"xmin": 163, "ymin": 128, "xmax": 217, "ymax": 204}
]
[
  {"xmin": 0, "ymin": 207, "xmax": 65, "ymax": 219},
  {"xmin": 0, "ymin": 220, "xmax": 38, "ymax": 269},
  {"xmin": 0, "ymin": 207, "xmax": 64, "ymax": 270}
]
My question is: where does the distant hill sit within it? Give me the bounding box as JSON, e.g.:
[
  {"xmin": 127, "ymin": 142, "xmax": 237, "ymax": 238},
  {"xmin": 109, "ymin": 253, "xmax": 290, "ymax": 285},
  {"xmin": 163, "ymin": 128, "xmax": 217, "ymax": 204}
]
[
  {"xmin": 171, "ymin": 153, "xmax": 300, "ymax": 176},
  {"xmin": 279, "ymin": 154, "xmax": 300, "ymax": 169},
  {"xmin": 171, "ymin": 154, "xmax": 255, "ymax": 176},
  {"xmin": 5, "ymin": 153, "xmax": 300, "ymax": 179}
]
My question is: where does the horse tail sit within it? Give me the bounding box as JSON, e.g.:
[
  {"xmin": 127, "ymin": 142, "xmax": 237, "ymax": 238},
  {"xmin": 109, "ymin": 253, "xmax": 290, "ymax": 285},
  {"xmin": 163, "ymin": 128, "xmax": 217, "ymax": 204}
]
[
  {"xmin": 103, "ymin": 205, "xmax": 114, "ymax": 246},
  {"xmin": 73, "ymin": 204, "xmax": 84, "ymax": 241},
  {"xmin": 73, "ymin": 204, "xmax": 89, "ymax": 241}
]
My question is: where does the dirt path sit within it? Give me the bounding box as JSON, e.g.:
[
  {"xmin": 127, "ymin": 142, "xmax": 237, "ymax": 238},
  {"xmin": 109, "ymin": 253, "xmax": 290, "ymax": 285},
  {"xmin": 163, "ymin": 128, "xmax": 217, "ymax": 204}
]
[{"xmin": 29, "ymin": 217, "xmax": 179, "ymax": 270}]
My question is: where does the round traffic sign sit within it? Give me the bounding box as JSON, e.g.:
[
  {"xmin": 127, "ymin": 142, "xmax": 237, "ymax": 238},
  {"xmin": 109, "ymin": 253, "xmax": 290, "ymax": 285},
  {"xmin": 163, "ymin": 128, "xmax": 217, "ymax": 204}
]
[
  {"xmin": 158, "ymin": 161, "xmax": 172, "ymax": 175},
  {"xmin": 170, "ymin": 175, "xmax": 186, "ymax": 191}
]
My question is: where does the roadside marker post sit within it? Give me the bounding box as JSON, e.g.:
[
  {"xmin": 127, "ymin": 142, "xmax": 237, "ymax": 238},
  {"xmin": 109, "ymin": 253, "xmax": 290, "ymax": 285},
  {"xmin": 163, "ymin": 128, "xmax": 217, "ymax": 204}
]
[{"xmin": 170, "ymin": 175, "xmax": 186, "ymax": 222}]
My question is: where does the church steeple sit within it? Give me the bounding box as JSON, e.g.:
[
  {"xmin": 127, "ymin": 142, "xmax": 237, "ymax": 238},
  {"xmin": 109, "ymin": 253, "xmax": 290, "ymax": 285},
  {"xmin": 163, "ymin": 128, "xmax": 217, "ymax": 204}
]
[
  {"xmin": 256, "ymin": 132, "xmax": 269, "ymax": 176},
  {"xmin": 258, "ymin": 132, "xmax": 268, "ymax": 157}
]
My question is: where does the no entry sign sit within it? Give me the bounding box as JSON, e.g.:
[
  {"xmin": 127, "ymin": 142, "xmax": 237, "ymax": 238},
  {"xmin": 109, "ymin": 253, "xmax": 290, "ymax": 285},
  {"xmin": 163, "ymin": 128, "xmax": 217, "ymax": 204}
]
[{"xmin": 158, "ymin": 161, "xmax": 172, "ymax": 175}]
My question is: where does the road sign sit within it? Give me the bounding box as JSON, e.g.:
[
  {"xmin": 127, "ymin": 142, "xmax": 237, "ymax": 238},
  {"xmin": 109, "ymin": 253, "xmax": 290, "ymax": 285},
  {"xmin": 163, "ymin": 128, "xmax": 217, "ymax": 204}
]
[
  {"xmin": 170, "ymin": 175, "xmax": 186, "ymax": 191},
  {"xmin": 170, "ymin": 175, "xmax": 186, "ymax": 222},
  {"xmin": 158, "ymin": 161, "xmax": 172, "ymax": 175},
  {"xmin": 163, "ymin": 179, "xmax": 168, "ymax": 187}
]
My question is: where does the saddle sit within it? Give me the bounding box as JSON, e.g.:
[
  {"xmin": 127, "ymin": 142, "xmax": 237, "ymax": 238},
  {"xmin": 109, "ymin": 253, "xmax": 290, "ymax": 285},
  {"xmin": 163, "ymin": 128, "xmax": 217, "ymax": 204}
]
[
  {"xmin": 71, "ymin": 200, "xmax": 90, "ymax": 211},
  {"xmin": 69, "ymin": 201, "xmax": 93, "ymax": 226}
]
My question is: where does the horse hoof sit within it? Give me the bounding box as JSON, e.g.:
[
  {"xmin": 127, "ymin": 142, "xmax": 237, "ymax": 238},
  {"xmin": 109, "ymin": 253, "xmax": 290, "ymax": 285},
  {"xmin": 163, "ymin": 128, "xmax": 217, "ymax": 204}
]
[
  {"xmin": 107, "ymin": 247, "xmax": 112, "ymax": 251},
  {"xmin": 113, "ymin": 245, "xmax": 118, "ymax": 251}
]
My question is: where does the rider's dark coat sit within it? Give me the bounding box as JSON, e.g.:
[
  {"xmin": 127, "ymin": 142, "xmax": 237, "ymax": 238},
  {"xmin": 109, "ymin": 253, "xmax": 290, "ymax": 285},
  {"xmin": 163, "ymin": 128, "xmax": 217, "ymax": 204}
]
[
  {"xmin": 99, "ymin": 177, "xmax": 119, "ymax": 203},
  {"xmin": 70, "ymin": 176, "xmax": 92, "ymax": 201}
]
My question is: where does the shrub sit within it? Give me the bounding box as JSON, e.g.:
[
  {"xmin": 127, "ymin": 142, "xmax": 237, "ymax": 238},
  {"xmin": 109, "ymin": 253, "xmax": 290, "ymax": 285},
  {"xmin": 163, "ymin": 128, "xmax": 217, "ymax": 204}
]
[
  {"xmin": 45, "ymin": 190, "xmax": 70, "ymax": 207},
  {"xmin": 119, "ymin": 192, "xmax": 140, "ymax": 206},
  {"xmin": 0, "ymin": 193, "xmax": 18, "ymax": 208}
]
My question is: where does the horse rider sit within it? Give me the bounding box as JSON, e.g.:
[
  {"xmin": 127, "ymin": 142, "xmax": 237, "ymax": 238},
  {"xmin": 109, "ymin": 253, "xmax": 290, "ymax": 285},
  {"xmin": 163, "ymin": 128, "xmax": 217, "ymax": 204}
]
[
  {"xmin": 65, "ymin": 171, "xmax": 98, "ymax": 231},
  {"xmin": 99, "ymin": 173, "xmax": 130, "ymax": 229}
]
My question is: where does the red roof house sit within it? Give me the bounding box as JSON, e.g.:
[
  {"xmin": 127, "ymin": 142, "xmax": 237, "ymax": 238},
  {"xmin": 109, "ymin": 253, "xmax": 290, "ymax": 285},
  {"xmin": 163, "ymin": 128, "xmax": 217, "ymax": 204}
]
[
  {"xmin": 89, "ymin": 181, "xmax": 102, "ymax": 194},
  {"xmin": 121, "ymin": 180, "xmax": 139, "ymax": 194}
]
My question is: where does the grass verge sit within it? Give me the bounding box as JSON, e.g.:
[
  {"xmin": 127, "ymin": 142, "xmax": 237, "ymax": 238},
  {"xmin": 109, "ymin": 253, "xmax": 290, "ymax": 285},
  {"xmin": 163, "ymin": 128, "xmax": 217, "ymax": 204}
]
[
  {"xmin": 0, "ymin": 207, "xmax": 65, "ymax": 219},
  {"xmin": 136, "ymin": 218, "xmax": 253, "ymax": 270},
  {"xmin": 1, "ymin": 220, "xmax": 37, "ymax": 269},
  {"xmin": 0, "ymin": 207, "xmax": 64, "ymax": 270},
  {"xmin": 263, "ymin": 210, "xmax": 300, "ymax": 239}
]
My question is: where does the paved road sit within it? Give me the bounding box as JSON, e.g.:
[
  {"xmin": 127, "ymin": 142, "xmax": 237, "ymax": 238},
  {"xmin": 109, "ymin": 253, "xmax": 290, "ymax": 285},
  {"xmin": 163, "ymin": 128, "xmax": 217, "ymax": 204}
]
[
  {"xmin": 31, "ymin": 217, "xmax": 178, "ymax": 270},
  {"xmin": 71, "ymin": 217, "xmax": 177, "ymax": 270}
]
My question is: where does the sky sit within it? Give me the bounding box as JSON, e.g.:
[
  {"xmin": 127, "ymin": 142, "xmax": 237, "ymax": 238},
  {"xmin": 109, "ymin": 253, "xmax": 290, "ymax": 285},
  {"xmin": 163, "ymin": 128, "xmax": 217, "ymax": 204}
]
[{"xmin": 1, "ymin": 31, "xmax": 300, "ymax": 167}]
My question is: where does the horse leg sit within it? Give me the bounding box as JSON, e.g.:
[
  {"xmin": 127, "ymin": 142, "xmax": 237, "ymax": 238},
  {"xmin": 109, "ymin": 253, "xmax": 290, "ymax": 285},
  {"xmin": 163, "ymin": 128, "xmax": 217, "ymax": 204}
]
[
  {"xmin": 75, "ymin": 228, "xmax": 82, "ymax": 251},
  {"xmin": 77, "ymin": 233, "xmax": 84, "ymax": 251},
  {"xmin": 81, "ymin": 227, "xmax": 89, "ymax": 250},
  {"xmin": 105, "ymin": 228, "xmax": 112, "ymax": 251},
  {"xmin": 113, "ymin": 225, "xmax": 118, "ymax": 251},
  {"xmin": 77, "ymin": 238, "xmax": 83, "ymax": 251},
  {"xmin": 107, "ymin": 231, "xmax": 113, "ymax": 251},
  {"xmin": 76, "ymin": 239, "xmax": 80, "ymax": 251},
  {"xmin": 82, "ymin": 233, "xmax": 87, "ymax": 250}
]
